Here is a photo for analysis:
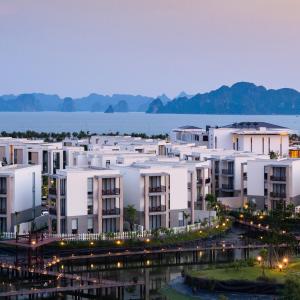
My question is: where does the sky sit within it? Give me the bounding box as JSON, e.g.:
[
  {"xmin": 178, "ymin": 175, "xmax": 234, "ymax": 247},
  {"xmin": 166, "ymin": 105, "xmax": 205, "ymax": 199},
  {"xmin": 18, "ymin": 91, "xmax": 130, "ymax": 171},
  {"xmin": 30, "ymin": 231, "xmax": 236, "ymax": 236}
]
[{"xmin": 0, "ymin": 0, "xmax": 300, "ymax": 98}]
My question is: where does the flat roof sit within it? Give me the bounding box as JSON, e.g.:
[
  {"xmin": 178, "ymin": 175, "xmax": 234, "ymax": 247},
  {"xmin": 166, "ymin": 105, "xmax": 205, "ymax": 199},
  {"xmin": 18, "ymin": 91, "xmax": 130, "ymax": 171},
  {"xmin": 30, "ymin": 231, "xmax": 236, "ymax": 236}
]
[{"xmin": 222, "ymin": 122, "xmax": 287, "ymax": 129}]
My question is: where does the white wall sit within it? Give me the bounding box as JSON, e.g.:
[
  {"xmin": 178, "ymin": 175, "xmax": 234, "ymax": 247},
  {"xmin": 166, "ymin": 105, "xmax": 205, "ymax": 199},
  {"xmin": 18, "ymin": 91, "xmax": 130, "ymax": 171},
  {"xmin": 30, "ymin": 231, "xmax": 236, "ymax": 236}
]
[{"xmin": 13, "ymin": 165, "xmax": 41, "ymax": 212}]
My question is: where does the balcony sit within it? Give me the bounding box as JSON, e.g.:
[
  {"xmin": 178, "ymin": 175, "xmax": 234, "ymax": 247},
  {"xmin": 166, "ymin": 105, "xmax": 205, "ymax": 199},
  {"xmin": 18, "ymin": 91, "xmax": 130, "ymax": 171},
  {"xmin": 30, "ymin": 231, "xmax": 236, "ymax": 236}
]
[
  {"xmin": 102, "ymin": 208, "xmax": 121, "ymax": 215},
  {"xmin": 194, "ymin": 201, "xmax": 202, "ymax": 210},
  {"xmin": 270, "ymin": 175, "xmax": 286, "ymax": 182},
  {"xmin": 149, "ymin": 205, "xmax": 166, "ymax": 212},
  {"xmin": 270, "ymin": 192, "xmax": 286, "ymax": 198},
  {"xmin": 48, "ymin": 187, "xmax": 57, "ymax": 195},
  {"xmin": 102, "ymin": 188, "xmax": 120, "ymax": 196},
  {"xmin": 221, "ymin": 184, "xmax": 234, "ymax": 191},
  {"xmin": 197, "ymin": 178, "xmax": 203, "ymax": 184},
  {"xmin": 243, "ymin": 172, "xmax": 247, "ymax": 180},
  {"xmin": 0, "ymin": 208, "xmax": 6, "ymax": 214},
  {"xmin": 0, "ymin": 189, "xmax": 7, "ymax": 195},
  {"xmin": 222, "ymin": 169, "xmax": 234, "ymax": 176},
  {"xmin": 149, "ymin": 186, "xmax": 166, "ymax": 193},
  {"xmin": 205, "ymin": 178, "xmax": 211, "ymax": 184}
]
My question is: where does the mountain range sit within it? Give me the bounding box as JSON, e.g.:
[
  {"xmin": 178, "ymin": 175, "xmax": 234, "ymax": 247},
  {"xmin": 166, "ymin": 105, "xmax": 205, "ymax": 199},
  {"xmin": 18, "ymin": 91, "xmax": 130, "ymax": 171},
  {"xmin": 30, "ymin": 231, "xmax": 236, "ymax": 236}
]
[
  {"xmin": 1, "ymin": 82, "xmax": 300, "ymax": 114},
  {"xmin": 146, "ymin": 82, "xmax": 300, "ymax": 114}
]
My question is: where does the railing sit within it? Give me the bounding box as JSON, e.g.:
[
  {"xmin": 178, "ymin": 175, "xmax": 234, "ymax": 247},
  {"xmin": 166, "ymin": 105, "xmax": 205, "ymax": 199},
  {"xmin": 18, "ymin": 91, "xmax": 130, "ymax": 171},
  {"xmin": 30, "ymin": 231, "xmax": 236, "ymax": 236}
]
[
  {"xmin": 0, "ymin": 208, "xmax": 7, "ymax": 214},
  {"xmin": 222, "ymin": 169, "xmax": 234, "ymax": 175},
  {"xmin": 0, "ymin": 189, "xmax": 7, "ymax": 194},
  {"xmin": 222, "ymin": 184, "xmax": 234, "ymax": 191},
  {"xmin": 197, "ymin": 178, "xmax": 203, "ymax": 184},
  {"xmin": 102, "ymin": 188, "xmax": 120, "ymax": 196},
  {"xmin": 149, "ymin": 186, "xmax": 166, "ymax": 193},
  {"xmin": 270, "ymin": 192, "xmax": 286, "ymax": 198},
  {"xmin": 149, "ymin": 205, "xmax": 166, "ymax": 212},
  {"xmin": 0, "ymin": 220, "xmax": 217, "ymax": 241},
  {"xmin": 102, "ymin": 208, "xmax": 121, "ymax": 215},
  {"xmin": 270, "ymin": 176, "xmax": 286, "ymax": 182},
  {"xmin": 194, "ymin": 201, "xmax": 202, "ymax": 210},
  {"xmin": 49, "ymin": 187, "xmax": 57, "ymax": 195}
]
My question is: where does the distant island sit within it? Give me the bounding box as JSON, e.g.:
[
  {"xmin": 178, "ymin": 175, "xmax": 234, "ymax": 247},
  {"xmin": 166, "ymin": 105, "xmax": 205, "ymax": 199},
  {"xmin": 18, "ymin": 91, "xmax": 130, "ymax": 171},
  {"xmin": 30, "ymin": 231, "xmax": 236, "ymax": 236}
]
[{"xmin": 2, "ymin": 82, "xmax": 300, "ymax": 114}]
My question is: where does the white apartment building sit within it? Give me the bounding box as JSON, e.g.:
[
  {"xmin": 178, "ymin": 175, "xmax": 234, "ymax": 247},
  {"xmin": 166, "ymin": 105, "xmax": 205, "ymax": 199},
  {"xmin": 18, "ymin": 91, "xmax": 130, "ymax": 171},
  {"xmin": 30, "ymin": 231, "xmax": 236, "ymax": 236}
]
[
  {"xmin": 87, "ymin": 135, "xmax": 170, "ymax": 156},
  {"xmin": 118, "ymin": 161, "xmax": 213, "ymax": 230},
  {"xmin": 208, "ymin": 122, "xmax": 290, "ymax": 157},
  {"xmin": 0, "ymin": 164, "xmax": 41, "ymax": 232},
  {"xmin": 0, "ymin": 138, "xmax": 66, "ymax": 175},
  {"xmin": 170, "ymin": 126, "xmax": 209, "ymax": 146},
  {"xmin": 247, "ymin": 159, "xmax": 300, "ymax": 210},
  {"xmin": 48, "ymin": 167, "xmax": 123, "ymax": 234}
]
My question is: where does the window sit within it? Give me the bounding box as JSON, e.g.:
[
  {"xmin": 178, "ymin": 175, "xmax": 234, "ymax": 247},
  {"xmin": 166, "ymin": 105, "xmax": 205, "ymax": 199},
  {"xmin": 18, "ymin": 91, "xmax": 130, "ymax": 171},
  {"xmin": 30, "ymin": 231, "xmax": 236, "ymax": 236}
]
[
  {"xmin": 0, "ymin": 197, "xmax": 6, "ymax": 214},
  {"xmin": 178, "ymin": 212, "xmax": 184, "ymax": 227},
  {"xmin": 150, "ymin": 215, "xmax": 161, "ymax": 229},
  {"xmin": 0, "ymin": 217, "xmax": 7, "ymax": 232},
  {"xmin": 0, "ymin": 177, "xmax": 7, "ymax": 194},
  {"xmin": 60, "ymin": 179, "xmax": 66, "ymax": 196},
  {"xmin": 102, "ymin": 178, "xmax": 116, "ymax": 190},
  {"xmin": 87, "ymin": 178, "xmax": 93, "ymax": 195},
  {"xmin": 215, "ymin": 136, "xmax": 218, "ymax": 148},
  {"xmin": 42, "ymin": 151, "xmax": 48, "ymax": 173},
  {"xmin": 102, "ymin": 218, "xmax": 117, "ymax": 233},
  {"xmin": 61, "ymin": 219, "xmax": 66, "ymax": 234},
  {"xmin": 203, "ymin": 135, "xmax": 208, "ymax": 142},
  {"xmin": 60, "ymin": 198, "xmax": 66, "ymax": 216},
  {"xmin": 250, "ymin": 137, "xmax": 253, "ymax": 152},
  {"xmin": 149, "ymin": 176, "xmax": 161, "ymax": 188},
  {"xmin": 88, "ymin": 218, "xmax": 93, "ymax": 233},
  {"xmin": 268, "ymin": 138, "xmax": 271, "ymax": 153},
  {"xmin": 71, "ymin": 219, "xmax": 78, "ymax": 234},
  {"xmin": 262, "ymin": 137, "xmax": 264, "ymax": 154},
  {"xmin": 106, "ymin": 160, "xmax": 111, "ymax": 168}
]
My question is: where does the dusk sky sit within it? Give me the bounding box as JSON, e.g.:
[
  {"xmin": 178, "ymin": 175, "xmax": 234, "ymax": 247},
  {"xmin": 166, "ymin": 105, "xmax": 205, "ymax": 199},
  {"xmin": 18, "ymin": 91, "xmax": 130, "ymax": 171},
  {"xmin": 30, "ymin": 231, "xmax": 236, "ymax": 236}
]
[{"xmin": 1, "ymin": 0, "xmax": 299, "ymax": 98}]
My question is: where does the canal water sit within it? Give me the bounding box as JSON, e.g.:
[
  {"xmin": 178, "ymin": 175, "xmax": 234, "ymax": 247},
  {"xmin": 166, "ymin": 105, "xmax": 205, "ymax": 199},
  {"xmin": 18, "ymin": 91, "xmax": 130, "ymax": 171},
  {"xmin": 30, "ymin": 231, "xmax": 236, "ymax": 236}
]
[{"xmin": 0, "ymin": 227, "xmax": 279, "ymax": 299}]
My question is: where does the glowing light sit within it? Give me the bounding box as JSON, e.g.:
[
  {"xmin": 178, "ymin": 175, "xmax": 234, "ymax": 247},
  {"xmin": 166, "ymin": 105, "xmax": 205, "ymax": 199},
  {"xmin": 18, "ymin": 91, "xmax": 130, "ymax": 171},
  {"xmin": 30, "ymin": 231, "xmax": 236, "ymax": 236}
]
[
  {"xmin": 31, "ymin": 240, "xmax": 36, "ymax": 245},
  {"xmin": 116, "ymin": 240, "xmax": 121, "ymax": 245},
  {"xmin": 60, "ymin": 241, "xmax": 65, "ymax": 246},
  {"xmin": 90, "ymin": 241, "xmax": 94, "ymax": 246},
  {"xmin": 283, "ymin": 257, "xmax": 288, "ymax": 264},
  {"xmin": 257, "ymin": 256, "xmax": 262, "ymax": 262},
  {"xmin": 146, "ymin": 260, "xmax": 150, "ymax": 266},
  {"xmin": 90, "ymin": 264, "xmax": 94, "ymax": 268},
  {"xmin": 117, "ymin": 262, "xmax": 121, "ymax": 268},
  {"xmin": 278, "ymin": 264, "xmax": 283, "ymax": 271},
  {"xmin": 239, "ymin": 214, "xmax": 244, "ymax": 219},
  {"xmin": 145, "ymin": 238, "xmax": 150, "ymax": 243}
]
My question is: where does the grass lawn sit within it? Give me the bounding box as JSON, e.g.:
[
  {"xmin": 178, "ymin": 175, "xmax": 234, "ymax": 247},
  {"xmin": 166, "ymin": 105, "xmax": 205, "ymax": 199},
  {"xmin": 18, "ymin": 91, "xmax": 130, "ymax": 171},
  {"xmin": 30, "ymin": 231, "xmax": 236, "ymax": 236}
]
[
  {"xmin": 159, "ymin": 286, "xmax": 198, "ymax": 300},
  {"xmin": 188, "ymin": 258, "xmax": 300, "ymax": 283}
]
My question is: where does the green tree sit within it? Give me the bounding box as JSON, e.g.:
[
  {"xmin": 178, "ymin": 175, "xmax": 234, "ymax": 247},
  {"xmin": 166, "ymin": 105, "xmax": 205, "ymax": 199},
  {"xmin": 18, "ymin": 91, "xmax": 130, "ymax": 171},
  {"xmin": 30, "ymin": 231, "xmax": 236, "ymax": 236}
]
[{"xmin": 124, "ymin": 205, "xmax": 137, "ymax": 231}]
